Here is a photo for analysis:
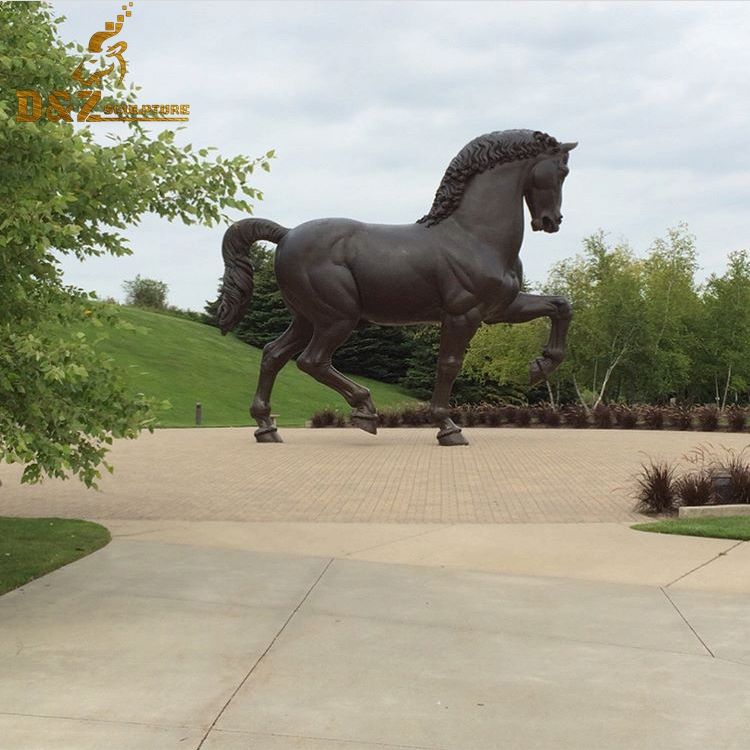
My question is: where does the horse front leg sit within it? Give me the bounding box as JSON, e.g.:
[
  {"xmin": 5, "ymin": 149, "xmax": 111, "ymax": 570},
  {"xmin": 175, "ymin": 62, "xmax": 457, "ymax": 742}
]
[
  {"xmin": 497, "ymin": 292, "xmax": 572, "ymax": 385},
  {"xmin": 431, "ymin": 313, "xmax": 481, "ymax": 446}
]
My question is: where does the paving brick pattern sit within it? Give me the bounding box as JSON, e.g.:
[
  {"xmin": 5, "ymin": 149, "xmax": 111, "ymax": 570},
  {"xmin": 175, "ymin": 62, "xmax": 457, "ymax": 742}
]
[{"xmin": 1, "ymin": 427, "xmax": 748, "ymax": 523}]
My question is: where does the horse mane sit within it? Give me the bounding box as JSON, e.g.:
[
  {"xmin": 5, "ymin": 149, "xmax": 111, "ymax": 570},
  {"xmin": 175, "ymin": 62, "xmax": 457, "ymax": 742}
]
[{"xmin": 417, "ymin": 129, "xmax": 561, "ymax": 227}]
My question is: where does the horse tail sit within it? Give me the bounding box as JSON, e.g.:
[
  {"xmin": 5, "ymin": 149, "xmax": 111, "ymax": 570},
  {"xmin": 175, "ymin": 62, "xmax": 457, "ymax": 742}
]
[{"xmin": 217, "ymin": 218, "xmax": 289, "ymax": 334}]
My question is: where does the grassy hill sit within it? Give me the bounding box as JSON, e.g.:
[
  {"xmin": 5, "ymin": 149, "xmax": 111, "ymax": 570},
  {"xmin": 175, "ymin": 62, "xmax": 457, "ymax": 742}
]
[{"xmin": 83, "ymin": 306, "xmax": 417, "ymax": 427}]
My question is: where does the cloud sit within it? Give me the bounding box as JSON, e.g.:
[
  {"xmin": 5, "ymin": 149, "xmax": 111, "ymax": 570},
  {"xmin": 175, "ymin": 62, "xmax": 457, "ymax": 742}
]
[{"xmin": 54, "ymin": 0, "xmax": 750, "ymax": 309}]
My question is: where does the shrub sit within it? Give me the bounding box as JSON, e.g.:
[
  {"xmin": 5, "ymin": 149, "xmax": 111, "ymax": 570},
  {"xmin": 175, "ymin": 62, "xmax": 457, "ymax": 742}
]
[
  {"xmin": 726, "ymin": 406, "xmax": 747, "ymax": 432},
  {"xmin": 696, "ymin": 406, "xmax": 719, "ymax": 432},
  {"xmin": 378, "ymin": 409, "xmax": 401, "ymax": 427},
  {"xmin": 123, "ymin": 275, "xmax": 168, "ymax": 309},
  {"xmin": 503, "ymin": 405, "xmax": 519, "ymax": 425},
  {"xmin": 592, "ymin": 403, "xmax": 613, "ymax": 429},
  {"xmin": 515, "ymin": 406, "xmax": 532, "ymax": 427},
  {"xmin": 401, "ymin": 404, "xmax": 431, "ymax": 426},
  {"xmin": 480, "ymin": 403, "xmax": 503, "ymax": 427},
  {"xmin": 681, "ymin": 444, "xmax": 750, "ymax": 505},
  {"xmin": 501, "ymin": 404, "xmax": 531, "ymax": 426},
  {"xmin": 674, "ymin": 471, "xmax": 714, "ymax": 507},
  {"xmin": 641, "ymin": 405, "xmax": 665, "ymax": 430},
  {"xmin": 562, "ymin": 405, "xmax": 589, "ymax": 428},
  {"xmin": 726, "ymin": 453, "xmax": 750, "ymax": 504},
  {"xmin": 461, "ymin": 404, "xmax": 480, "ymax": 427},
  {"xmin": 539, "ymin": 404, "xmax": 561, "ymax": 427},
  {"xmin": 614, "ymin": 405, "xmax": 638, "ymax": 429},
  {"xmin": 668, "ymin": 406, "xmax": 693, "ymax": 431},
  {"xmin": 635, "ymin": 460, "xmax": 677, "ymax": 514},
  {"xmin": 311, "ymin": 407, "xmax": 339, "ymax": 427}
]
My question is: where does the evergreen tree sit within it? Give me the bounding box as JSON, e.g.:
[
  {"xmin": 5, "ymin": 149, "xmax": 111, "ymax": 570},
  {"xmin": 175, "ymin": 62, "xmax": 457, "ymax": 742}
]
[
  {"xmin": 400, "ymin": 326, "xmax": 440, "ymax": 400},
  {"xmin": 204, "ymin": 243, "xmax": 290, "ymax": 348},
  {"xmin": 401, "ymin": 325, "xmax": 505, "ymax": 404},
  {"xmin": 332, "ymin": 324, "xmax": 412, "ymax": 383},
  {"xmin": 233, "ymin": 245, "xmax": 291, "ymax": 348}
]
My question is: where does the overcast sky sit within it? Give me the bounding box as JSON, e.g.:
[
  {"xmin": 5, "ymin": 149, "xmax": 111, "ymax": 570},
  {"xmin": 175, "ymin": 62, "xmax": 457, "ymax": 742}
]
[{"xmin": 55, "ymin": 0, "xmax": 750, "ymax": 311}]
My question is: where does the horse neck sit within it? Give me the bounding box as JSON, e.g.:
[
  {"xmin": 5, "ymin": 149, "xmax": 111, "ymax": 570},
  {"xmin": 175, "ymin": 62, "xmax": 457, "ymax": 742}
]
[{"xmin": 448, "ymin": 160, "xmax": 530, "ymax": 252}]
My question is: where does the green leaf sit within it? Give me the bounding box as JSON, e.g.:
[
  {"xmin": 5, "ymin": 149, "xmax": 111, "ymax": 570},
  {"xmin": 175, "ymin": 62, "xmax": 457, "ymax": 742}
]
[{"xmin": 0, "ymin": 2, "xmax": 274, "ymax": 488}]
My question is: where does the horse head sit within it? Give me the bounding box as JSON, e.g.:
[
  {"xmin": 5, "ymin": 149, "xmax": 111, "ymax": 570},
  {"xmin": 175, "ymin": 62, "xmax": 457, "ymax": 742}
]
[{"xmin": 525, "ymin": 142, "xmax": 577, "ymax": 233}]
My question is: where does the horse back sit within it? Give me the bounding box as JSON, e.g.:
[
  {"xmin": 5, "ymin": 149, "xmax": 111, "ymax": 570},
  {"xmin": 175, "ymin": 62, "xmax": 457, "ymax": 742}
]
[{"xmin": 276, "ymin": 218, "xmax": 449, "ymax": 324}]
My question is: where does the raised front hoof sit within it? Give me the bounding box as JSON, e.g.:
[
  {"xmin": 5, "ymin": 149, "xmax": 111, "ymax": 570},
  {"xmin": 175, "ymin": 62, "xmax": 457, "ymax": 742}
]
[
  {"xmin": 254, "ymin": 426, "xmax": 283, "ymax": 443},
  {"xmin": 437, "ymin": 427, "xmax": 469, "ymax": 446},
  {"xmin": 529, "ymin": 357, "xmax": 553, "ymax": 386},
  {"xmin": 351, "ymin": 412, "xmax": 378, "ymax": 435}
]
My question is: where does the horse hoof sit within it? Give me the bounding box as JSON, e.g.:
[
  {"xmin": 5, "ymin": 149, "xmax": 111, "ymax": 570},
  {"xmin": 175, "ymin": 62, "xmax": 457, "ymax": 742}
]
[
  {"xmin": 255, "ymin": 426, "xmax": 283, "ymax": 443},
  {"xmin": 351, "ymin": 412, "xmax": 378, "ymax": 435},
  {"xmin": 529, "ymin": 358, "xmax": 549, "ymax": 386},
  {"xmin": 437, "ymin": 427, "xmax": 469, "ymax": 446}
]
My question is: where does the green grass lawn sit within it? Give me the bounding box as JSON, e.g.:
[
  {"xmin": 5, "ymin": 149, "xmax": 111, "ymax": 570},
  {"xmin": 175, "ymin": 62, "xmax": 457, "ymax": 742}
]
[
  {"xmin": 0, "ymin": 517, "xmax": 111, "ymax": 596},
  {"xmin": 632, "ymin": 516, "xmax": 750, "ymax": 541},
  {"xmin": 80, "ymin": 306, "xmax": 417, "ymax": 427}
]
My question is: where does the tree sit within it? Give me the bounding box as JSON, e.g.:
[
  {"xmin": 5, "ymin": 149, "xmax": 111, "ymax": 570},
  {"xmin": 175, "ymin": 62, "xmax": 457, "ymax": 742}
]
[
  {"xmin": 0, "ymin": 4, "xmax": 271, "ymax": 485},
  {"xmin": 400, "ymin": 325, "xmax": 508, "ymax": 404},
  {"xmin": 204, "ymin": 244, "xmax": 291, "ymax": 347},
  {"xmin": 638, "ymin": 225, "xmax": 701, "ymax": 402},
  {"xmin": 545, "ymin": 232, "xmax": 646, "ymax": 407},
  {"xmin": 123, "ymin": 276, "xmax": 169, "ymax": 309},
  {"xmin": 698, "ymin": 250, "xmax": 750, "ymax": 407},
  {"xmin": 541, "ymin": 226, "xmax": 704, "ymax": 407},
  {"xmin": 464, "ymin": 319, "xmax": 553, "ymax": 403},
  {"xmin": 233, "ymin": 245, "xmax": 291, "ymax": 348},
  {"xmin": 332, "ymin": 325, "xmax": 413, "ymax": 384},
  {"xmin": 400, "ymin": 326, "xmax": 441, "ymax": 400}
]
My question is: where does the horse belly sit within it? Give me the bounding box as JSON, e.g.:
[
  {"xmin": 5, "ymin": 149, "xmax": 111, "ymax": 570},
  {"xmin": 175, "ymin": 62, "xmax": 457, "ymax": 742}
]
[
  {"xmin": 358, "ymin": 268, "xmax": 441, "ymax": 324},
  {"xmin": 348, "ymin": 228, "xmax": 443, "ymax": 324}
]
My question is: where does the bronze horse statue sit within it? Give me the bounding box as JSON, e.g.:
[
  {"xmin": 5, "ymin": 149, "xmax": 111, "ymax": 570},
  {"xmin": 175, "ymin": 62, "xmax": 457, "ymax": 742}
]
[{"xmin": 217, "ymin": 129, "xmax": 576, "ymax": 445}]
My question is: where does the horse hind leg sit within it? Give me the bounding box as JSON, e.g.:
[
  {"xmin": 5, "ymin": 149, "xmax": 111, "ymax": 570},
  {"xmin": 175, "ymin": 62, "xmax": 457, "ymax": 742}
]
[
  {"xmin": 296, "ymin": 320, "xmax": 379, "ymax": 435},
  {"xmin": 251, "ymin": 316, "xmax": 313, "ymax": 443}
]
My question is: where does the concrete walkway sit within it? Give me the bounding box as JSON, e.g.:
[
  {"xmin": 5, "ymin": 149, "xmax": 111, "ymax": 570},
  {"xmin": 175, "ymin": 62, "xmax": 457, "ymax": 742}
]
[
  {"xmin": 1, "ymin": 529, "xmax": 749, "ymax": 749},
  {"xmin": 2, "ymin": 429, "xmax": 750, "ymax": 748}
]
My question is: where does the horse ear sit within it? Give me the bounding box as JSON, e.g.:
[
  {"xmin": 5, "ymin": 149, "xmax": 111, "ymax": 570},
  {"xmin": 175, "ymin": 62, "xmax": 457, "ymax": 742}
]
[{"xmin": 560, "ymin": 142, "xmax": 578, "ymax": 152}]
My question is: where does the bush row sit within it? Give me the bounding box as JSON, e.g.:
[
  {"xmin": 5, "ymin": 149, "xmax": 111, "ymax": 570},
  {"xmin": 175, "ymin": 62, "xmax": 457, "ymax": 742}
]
[
  {"xmin": 311, "ymin": 403, "xmax": 750, "ymax": 431},
  {"xmin": 636, "ymin": 445, "xmax": 750, "ymax": 514}
]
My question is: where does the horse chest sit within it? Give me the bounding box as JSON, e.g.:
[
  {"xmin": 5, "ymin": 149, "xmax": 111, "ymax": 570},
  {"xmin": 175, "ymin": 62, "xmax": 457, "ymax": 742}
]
[{"xmin": 477, "ymin": 271, "xmax": 521, "ymax": 317}]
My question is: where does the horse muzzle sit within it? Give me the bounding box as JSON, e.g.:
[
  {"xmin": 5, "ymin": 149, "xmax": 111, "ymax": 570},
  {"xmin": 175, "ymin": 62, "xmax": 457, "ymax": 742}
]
[{"xmin": 531, "ymin": 215, "xmax": 561, "ymax": 233}]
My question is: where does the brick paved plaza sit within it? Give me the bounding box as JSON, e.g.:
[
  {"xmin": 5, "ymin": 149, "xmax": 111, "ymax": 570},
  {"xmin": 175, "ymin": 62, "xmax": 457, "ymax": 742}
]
[{"xmin": 2, "ymin": 426, "xmax": 749, "ymax": 524}]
